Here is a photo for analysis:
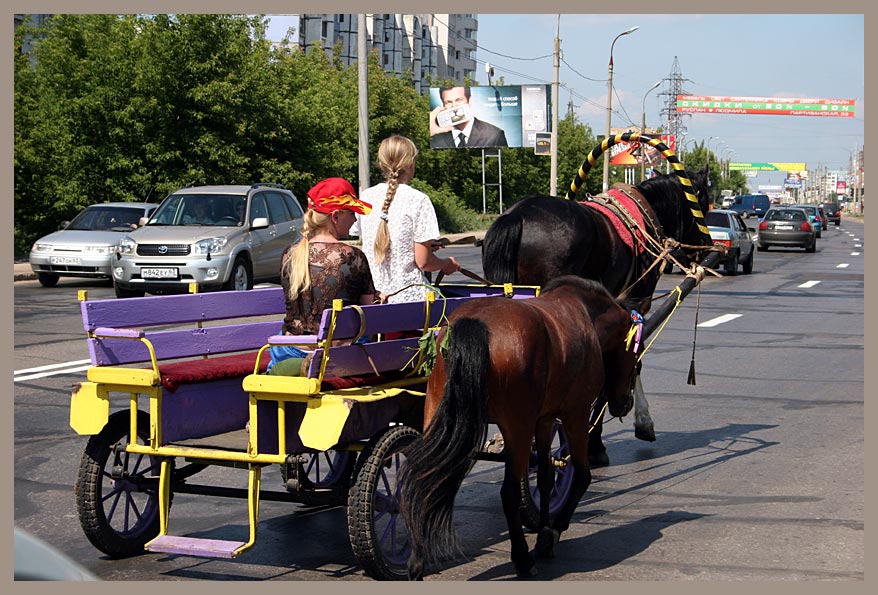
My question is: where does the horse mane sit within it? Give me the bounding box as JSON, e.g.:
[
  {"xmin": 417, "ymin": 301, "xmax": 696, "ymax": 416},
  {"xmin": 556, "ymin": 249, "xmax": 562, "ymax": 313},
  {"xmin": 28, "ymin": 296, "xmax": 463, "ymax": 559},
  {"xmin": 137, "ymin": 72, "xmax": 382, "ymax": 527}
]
[
  {"xmin": 542, "ymin": 275, "xmax": 609, "ymax": 297},
  {"xmin": 636, "ymin": 165, "xmax": 711, "ymax": 245}
]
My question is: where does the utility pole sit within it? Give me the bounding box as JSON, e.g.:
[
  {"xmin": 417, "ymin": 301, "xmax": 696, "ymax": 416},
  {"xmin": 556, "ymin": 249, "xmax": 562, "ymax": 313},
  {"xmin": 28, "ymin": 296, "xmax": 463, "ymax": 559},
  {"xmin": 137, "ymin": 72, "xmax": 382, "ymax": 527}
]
[
  {"xmin": 550, "ymin": 15, "xmax": 560, "ymax": 197},
  {"xmin": 357, "ymin": 14, "xmax": 370, "ymax": 193},
  {"xmin": 659, "ymin": 56, "xmax": 691, "ymax": 174}
]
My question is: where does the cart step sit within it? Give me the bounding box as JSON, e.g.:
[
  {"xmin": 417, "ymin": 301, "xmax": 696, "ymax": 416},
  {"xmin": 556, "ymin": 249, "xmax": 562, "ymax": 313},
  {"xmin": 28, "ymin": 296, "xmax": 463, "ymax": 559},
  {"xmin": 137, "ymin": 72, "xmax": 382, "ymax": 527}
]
[{"xmin": 146, "ymin": 535, "xmax": 247, "ymax": 558}]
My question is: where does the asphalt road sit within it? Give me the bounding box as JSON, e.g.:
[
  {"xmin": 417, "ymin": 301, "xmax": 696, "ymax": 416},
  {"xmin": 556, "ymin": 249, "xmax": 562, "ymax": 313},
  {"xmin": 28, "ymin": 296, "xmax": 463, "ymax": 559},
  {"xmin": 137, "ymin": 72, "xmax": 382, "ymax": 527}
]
[{"xmin": 13, "ymin": 219, "xmax": 864, "ymax": 581}]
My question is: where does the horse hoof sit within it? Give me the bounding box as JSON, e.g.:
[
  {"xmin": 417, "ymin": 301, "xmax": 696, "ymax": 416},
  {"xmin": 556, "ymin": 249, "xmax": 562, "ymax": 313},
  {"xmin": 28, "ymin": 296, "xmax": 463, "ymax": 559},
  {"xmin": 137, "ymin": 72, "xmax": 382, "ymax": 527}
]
[
  {"xmin": 535, "ymin": 528, "xmax": 559, "ymax": 558},
  {"xmin": 634, "ymin": 425, "xmax": 656, "ymax": 442},
  {"xmin": 589, "ymin": 450, "xmax": 610, "ymax": 468},
  {"xmin": 515, "ymin": 564, "xmax": 538, "ymax": 579}
]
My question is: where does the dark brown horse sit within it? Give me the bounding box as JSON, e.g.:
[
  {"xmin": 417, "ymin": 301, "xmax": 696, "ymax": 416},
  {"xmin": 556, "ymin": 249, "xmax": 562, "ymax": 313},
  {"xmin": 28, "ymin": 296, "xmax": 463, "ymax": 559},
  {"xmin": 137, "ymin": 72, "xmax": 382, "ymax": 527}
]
[
  {"xmin": 400, "ymin": 277, "xmax": 645, "ymax": 579},
  {"xmin": 481, "ymin": 167, "xmax": 712, "ymax": 466}
]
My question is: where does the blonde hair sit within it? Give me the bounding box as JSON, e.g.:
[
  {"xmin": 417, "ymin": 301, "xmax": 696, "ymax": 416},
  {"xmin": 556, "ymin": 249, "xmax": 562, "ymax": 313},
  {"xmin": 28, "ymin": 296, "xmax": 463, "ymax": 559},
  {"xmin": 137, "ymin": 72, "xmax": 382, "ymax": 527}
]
[
  {"xmin": 285, "ymin": 209, "xmax": 332, "ymax": 300},
  {"xmin": 373, "ymin": 135, "xmax": 419, "ymax": 264}
]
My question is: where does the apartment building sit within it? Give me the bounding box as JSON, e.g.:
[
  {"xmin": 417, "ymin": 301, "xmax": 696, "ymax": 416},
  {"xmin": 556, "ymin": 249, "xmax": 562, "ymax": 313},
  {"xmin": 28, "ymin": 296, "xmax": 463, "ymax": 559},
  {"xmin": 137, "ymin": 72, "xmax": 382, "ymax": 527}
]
[{"xmin": 299, "ymin": 13, "xmax": 478, "ymax": 92}]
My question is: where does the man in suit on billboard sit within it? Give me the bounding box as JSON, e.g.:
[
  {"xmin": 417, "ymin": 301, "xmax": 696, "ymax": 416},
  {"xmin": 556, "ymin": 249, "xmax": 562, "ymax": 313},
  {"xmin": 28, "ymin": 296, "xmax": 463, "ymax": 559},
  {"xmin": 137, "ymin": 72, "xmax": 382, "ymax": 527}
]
[{"xmin": 430, "ymin": 86, "xmax": 509, "ymax": 149}]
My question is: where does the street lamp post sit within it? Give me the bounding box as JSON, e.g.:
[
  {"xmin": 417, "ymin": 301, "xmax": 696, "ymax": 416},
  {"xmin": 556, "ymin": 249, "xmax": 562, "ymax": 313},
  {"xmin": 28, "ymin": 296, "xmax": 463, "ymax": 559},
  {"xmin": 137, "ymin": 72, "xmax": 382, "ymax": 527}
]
[
  {"xmin": 707, "ymin": 137, "xmax": 722, "ymax": 169},
  {"xmin": 640, "ymin": 80, "xmax": 661, "ymax": 182},
  {"xmin": 721, "ymin": 148, "xmax": 735, "ymax": 179},
  {"xmin": 602, "ymin": 26, "xmax": 639, "ymax": 192}
]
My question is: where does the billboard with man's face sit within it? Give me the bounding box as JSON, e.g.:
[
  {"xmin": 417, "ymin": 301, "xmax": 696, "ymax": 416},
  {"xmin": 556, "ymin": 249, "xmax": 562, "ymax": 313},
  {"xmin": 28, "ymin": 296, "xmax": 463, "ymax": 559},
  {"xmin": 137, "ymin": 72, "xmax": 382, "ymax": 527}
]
[{"xmin": 428, "ymin": 85, "xmax": 550, "ymax": 150}]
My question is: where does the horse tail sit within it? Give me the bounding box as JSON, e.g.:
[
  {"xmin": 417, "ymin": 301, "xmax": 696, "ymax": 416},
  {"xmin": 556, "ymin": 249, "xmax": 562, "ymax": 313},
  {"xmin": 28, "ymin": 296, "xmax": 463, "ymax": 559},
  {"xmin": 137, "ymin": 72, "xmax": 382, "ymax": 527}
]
[
  {"xmin": 401, "ymin": 317, "xmax": 491, "ymax": 572},
  {"xmin": 482, "ymin": 211, "xmax": 522, "ymax": 283}
]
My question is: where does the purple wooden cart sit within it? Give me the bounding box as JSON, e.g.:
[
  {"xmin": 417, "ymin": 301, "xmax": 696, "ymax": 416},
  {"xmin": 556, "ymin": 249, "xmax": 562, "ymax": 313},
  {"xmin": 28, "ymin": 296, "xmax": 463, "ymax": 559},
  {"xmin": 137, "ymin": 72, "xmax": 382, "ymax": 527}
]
[{"xmin": 70, "ymin": 283, "xmax": 539, "ymax": 580}]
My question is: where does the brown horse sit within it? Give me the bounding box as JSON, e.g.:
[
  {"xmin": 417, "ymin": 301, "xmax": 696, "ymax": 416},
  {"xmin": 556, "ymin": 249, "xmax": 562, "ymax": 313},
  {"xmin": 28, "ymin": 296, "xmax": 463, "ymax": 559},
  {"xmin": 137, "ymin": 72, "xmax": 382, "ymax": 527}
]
[{"xmin": 400, "ymin": 277, "xmax": 646, "ymax": 579}]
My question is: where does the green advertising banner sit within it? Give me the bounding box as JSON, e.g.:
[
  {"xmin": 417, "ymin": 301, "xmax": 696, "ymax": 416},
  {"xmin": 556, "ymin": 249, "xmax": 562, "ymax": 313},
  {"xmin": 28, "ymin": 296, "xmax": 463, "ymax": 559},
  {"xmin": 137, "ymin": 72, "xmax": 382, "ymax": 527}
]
[{"xmin": 677, "ymin": 95, "xmax": 855, "ymax": 118}]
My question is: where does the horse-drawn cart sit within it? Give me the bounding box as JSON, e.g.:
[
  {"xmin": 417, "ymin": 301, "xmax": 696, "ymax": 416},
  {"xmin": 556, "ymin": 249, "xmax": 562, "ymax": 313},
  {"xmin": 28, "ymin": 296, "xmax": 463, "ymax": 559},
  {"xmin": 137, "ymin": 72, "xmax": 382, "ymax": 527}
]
[
  {"xmin": 69, "ymin": 135, "xmax": 721, "ymax": 580},
  {"xmin": 69, "ymin": 282, "xmax": 538, "ymax": 579}
]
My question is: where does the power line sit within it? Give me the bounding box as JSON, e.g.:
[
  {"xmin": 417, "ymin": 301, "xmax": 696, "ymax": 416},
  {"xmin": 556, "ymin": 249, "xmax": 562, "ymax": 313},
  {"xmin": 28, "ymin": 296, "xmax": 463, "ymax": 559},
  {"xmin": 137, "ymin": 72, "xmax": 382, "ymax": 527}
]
[{"xmin": 560, "ymin": 57, "xmax": 605, "ymax": 83}]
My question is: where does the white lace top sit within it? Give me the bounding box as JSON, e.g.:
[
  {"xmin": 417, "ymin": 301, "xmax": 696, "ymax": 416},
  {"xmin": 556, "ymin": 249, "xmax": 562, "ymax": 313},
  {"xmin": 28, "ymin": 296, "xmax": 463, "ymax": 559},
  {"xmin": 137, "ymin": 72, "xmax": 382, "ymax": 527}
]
[{"xmin": 355, "ymin": 183, "xmax": 441, "ymax": 303}]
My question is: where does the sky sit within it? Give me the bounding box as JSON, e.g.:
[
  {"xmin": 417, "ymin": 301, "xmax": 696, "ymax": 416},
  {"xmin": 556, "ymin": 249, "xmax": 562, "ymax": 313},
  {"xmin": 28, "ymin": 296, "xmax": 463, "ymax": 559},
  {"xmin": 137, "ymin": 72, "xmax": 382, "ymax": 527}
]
[{"xmin": 263, "ymin": 12, "xmax": 864, "ymax": 193}]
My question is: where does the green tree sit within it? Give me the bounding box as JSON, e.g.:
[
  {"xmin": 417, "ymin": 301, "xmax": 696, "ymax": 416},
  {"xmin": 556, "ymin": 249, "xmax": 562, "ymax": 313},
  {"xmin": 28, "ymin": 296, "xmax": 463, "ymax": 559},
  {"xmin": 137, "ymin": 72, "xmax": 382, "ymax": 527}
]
[{"xmin": 13, "ymin": 13, "xmax": 627, "ymax": 256}]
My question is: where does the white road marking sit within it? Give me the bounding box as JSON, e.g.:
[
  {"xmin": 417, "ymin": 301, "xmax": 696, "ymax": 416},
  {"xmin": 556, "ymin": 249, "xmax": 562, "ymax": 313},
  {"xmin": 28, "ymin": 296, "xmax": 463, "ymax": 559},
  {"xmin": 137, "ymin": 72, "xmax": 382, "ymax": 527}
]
[
  {"xmin": 15, "ymin": 359, "xmax": 91, "ymax": 374},
  {"xmin": 14, "ymin": 364, "xmax": 92, "ymax": 382},
  {"xmin": 697, "ymin": 314, "xmax": 742, "ymax": 328},
  {"xmin": 852, "ymin": 252, "xmax": 861, "ymax": 256},
  {"xmin": 855, "ymin": 244, "xmax": 862, "ymax": 248},
  {"xmin": 798, "ymin": 280, "xmax": 821, "ymax": 288},
  {"xmin": 837, "ymin": 263, "xmax": 850, "ymax": 268}
]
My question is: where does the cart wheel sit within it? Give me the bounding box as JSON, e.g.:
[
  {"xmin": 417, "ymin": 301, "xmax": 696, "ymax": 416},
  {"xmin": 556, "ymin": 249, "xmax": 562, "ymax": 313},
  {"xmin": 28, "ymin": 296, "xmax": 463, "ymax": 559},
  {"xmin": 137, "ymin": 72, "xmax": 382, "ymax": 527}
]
[
  {"xmin": 285, "ymin": 449, "xmax": 357, "ymax": 506},
  {"xmin": 519, "ymin": 422, "xmax": 573, "ymax": 532},
  {"xmin": 347, "ymin": 425, "xmax": 420, "ymax": 580},
  {"xmin": 75, "ymin": 410, "xmax": 163, "ymax": 557}
]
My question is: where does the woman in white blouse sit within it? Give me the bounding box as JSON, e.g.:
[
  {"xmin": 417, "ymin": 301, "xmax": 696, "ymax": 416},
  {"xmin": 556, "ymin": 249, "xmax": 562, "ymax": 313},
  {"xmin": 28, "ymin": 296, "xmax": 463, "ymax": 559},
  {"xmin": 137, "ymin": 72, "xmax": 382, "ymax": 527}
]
[{"xmin": 357, "ymin": 135, "xmax": 460, "ymax": 304}]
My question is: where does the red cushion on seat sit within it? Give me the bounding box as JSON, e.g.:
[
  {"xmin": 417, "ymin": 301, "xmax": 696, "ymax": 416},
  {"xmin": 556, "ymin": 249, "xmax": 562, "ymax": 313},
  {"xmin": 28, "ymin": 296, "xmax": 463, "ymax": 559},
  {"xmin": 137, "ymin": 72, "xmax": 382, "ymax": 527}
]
[{"xmin": 157, "ymin": 352, "xmax": 270, "ymax": 393}]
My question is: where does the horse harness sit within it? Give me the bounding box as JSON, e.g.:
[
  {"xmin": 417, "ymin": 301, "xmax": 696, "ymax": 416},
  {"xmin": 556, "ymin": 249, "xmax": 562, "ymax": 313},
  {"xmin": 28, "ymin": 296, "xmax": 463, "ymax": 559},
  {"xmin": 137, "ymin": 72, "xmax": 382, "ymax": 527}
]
[{"xmin": 580, "ymin": 183, "xmax": 666, "ymax": 295}]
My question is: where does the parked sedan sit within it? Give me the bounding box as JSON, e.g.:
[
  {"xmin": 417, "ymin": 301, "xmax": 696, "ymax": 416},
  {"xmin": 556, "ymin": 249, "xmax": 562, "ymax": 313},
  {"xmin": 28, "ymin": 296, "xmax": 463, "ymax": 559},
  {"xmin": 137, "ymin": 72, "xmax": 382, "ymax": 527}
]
[
  {"xmin": 705, "ymin": 209, "xmax": 755, "ymax": 275},
  {"xmin": 28, "ymin": 202, "xmax": 157, "ymax": 287},
  {"xmin": 757, "ymin": 207, "xmax": 816, "ymax": 252}
]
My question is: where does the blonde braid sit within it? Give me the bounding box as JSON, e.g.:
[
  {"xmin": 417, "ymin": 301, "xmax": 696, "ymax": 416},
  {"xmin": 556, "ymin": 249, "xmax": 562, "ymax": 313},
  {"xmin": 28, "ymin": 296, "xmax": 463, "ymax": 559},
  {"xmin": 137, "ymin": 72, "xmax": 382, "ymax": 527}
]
[
  {"xmin": 373, "ymin": 135, "xmax": 419, "ymax": 264},
  {"xmin": 373, "ymin": 172, "xmax": 399, "ymax": 264},
  {"xmin": 286, "ymin": 210, "xmax": 330, "ymax": 299}
]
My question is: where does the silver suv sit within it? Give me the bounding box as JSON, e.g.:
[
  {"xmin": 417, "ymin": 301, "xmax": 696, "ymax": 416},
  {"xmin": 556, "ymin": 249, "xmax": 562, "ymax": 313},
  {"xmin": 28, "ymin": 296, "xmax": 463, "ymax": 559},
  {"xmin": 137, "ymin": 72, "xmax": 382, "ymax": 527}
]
[{"xmin": 112, "ymin": 184, "xmax": 303, "ymax": 297}]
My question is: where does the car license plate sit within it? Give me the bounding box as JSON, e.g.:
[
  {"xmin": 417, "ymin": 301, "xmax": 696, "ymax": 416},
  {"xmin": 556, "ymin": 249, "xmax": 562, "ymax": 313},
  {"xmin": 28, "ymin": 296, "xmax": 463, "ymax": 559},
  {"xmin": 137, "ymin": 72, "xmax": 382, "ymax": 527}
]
[
  {"xmin": 776, "ymin": 225, "xmax": 794, "ymax": 230},
  {"xmin": 50, "ymin": 256, "xmax": 81, "ymax": 265},
  {"xmin": 141, "ymin": 267, "xmax": 178, "ymax": 279}
]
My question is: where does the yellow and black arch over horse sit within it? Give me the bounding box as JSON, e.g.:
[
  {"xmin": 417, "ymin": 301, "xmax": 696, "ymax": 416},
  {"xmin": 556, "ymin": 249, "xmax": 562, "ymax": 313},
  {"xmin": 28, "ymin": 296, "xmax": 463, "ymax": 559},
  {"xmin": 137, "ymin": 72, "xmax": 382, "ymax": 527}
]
[{"xmin": 566, "ymin": 132, "xmax": 710, "ymax": 239}]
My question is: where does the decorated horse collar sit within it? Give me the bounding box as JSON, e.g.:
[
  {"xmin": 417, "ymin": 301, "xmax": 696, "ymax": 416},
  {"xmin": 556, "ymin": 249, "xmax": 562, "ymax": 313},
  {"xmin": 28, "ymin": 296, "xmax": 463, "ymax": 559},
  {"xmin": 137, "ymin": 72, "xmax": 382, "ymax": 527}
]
[{"xmin": 608, "ymin": 183, "xmax": 665, "ymax": 240}]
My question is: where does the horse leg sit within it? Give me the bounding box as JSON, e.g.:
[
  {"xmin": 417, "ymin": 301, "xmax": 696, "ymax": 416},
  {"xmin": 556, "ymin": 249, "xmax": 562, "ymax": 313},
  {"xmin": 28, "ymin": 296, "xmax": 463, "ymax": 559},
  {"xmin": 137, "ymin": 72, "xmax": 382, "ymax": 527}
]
[
  {"xmin": 500, "ymin": 441, "xmax": 537, "ymax": 578},
  {"xmin": 541, "ymin": 417, "xmax": 592, "ymax": 557},
  {"xmin": 532, "ymin": 421, "xmax": 557, "ymax": 559},
  {"xmin": 587, "ymin": 400, "xmax": 609, "ymax": 468},
  {"xmin": 632, "ymin": 373, "xmax": 656, "ymax": 442}
]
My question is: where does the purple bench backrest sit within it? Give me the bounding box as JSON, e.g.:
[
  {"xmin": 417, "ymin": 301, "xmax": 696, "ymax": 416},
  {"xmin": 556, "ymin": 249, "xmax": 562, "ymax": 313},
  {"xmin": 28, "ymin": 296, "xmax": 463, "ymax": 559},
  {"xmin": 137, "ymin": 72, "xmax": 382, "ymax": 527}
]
[
  {"xmin": 305, "ymin": 287, "xmax": 540, "ymax": 378},
  {"xmin": 82, "ymin": 284, "xmax": 540, "ymax": 369},
  {"xmin": 83, "ymin": 288, "xmax": 287, "ymax": 366}
]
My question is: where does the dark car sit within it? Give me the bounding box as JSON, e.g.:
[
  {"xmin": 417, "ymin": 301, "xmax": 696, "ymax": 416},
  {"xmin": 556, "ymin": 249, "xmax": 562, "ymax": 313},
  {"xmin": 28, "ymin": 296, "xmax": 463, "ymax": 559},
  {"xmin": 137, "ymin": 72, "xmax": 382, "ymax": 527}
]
[
  {"xmin": 816, "ymin": 206, "xmax": 828, "ymax": 230},
  {"xmin": 757, "ymin": 207, "xmax": 816, "ymax": 252},
  {"xmin": 728, "ymin": 194, "xmax": 771, "ymax": 219},
  {"xmin": 705, "ymin": 209, "xmax": 755, "ymax": 275},
  {"xmin": 821, "ymin": 201, "xmax": 841, "ymax": 226}
]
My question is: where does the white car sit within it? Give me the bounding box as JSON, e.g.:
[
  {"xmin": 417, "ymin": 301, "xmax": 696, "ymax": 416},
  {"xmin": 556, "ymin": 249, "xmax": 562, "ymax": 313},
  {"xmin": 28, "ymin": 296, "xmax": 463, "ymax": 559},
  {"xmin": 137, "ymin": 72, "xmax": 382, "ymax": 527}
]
[
  {"xmin": 29, "ymin": 202, "xmax": 157, "ymax": 287},
  {"xmin": 112, "ymin": 184, "xmax": 304, "ymax": 298}
]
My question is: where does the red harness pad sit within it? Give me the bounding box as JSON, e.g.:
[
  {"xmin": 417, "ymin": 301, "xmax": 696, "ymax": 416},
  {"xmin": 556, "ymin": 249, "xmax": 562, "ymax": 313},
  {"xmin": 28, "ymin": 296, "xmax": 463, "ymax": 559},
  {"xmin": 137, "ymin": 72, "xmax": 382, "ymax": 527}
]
[{"xmin": 579, "ymin": 188, "xmax": 648, "ymax": 254}]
